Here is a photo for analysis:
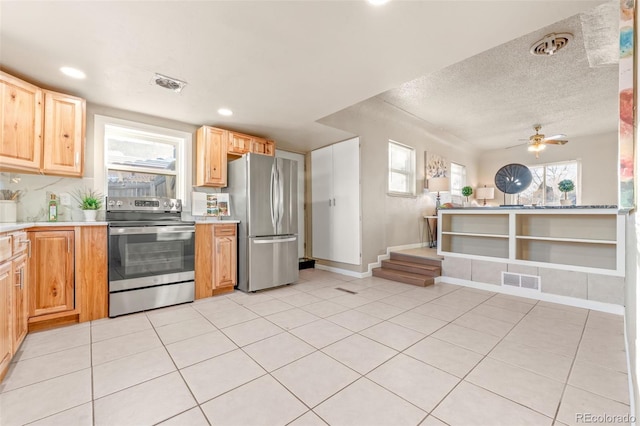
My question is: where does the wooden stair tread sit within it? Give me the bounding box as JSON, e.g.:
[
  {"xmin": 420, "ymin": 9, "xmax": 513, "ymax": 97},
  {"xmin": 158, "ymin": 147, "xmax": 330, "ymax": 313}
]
[
  {"xmin": 382, "ymin": 259, "xmax": 440, "ymax": 271},
  {"xmin": 372, "ymin": 267, "xmax": 435, "ymax": 287},
  {"xmin": 390, "ymin": 251, "xmax": 443, "ymax": 267}
]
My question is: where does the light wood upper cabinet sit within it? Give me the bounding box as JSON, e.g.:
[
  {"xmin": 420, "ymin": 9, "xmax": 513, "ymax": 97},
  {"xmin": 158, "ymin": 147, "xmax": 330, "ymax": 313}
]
[
  {"xmin": 196, "ymin": 126, "xmax": 227, "ymax": 187},
  {"xmin": 0, "ymin": 71, "xmax": 85, "ymax": 177},
  {"xmin": 12, "ymin": 253, "xmax": 28, "ymax": 353},
  {"xmin": 28, "ymin": 230, "xmax": 75, "ymax": 318},
  {"xmin": 0, "ymin": 71, "xmax": 43, "ymax": 173},
  {"xmin": 0, "ymin": 261, "xmax": 12, "ymax": 381},
  {"xmin": 228, "ymin": 131, "xmax": 252, "ymax": 156},
  {"xmin": 42, "ymin": 90, "xmax": 85, "ymax": 177},
  {"xmin": 195, "ymin": 223, "xmax": 237, "ymax": 298},
  {"xmin": 265, "ymin": 140, "xmax": 275, "ymax": 156},
  {"xmin": 228, "ymin": 131, "xmax": 275, "ymax": 158}
]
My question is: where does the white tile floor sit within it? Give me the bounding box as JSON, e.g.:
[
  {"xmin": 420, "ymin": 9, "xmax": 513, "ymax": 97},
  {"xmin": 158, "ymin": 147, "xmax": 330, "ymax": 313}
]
[{"xmin": 0, "ymin": 268, "xmax": 632, "ymax": 426}]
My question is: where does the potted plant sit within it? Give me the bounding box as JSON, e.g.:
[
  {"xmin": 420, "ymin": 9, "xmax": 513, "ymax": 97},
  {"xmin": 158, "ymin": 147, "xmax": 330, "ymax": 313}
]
[
  {"xmin": 558, "ymin": 179, "xmax": 575, "ymax": 206},
  {"xmin": 461, "ymin": 186, "xmax": 473, "ymax": 206},
  {"xmin": 73, "ymin": 188, "xmax": 103, "ymax": 221}
]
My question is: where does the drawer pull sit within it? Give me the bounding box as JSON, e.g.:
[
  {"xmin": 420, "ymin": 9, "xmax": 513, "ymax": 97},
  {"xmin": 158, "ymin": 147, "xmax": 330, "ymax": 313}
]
[{"xmin": 20, "ymin": 239, "xmax": 31, "ymax": 258}]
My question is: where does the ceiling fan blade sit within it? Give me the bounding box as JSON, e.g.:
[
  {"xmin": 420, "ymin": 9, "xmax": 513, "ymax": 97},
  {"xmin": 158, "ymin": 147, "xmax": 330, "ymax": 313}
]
[
  {"xmin": 544, "ymin": 134, "xmax": 567, "ymax": 140},
  {"xmin": 544, "ymin": 139, "xmax": 569, "ymax": 145}
]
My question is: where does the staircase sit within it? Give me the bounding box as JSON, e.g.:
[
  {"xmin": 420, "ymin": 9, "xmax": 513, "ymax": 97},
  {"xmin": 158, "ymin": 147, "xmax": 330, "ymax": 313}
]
[{"xmin": 372, "ymin": 251, "xmax": 442, "ymax": 287}]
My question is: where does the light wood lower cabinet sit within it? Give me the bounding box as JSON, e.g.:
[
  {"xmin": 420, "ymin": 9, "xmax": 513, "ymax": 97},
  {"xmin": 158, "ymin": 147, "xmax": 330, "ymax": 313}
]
[
  {"xmin": 28, "ymin": 230, "xmax": 75, "ymax": 319},
  {"xmin": 12, "ymin": 253, "xmax": 28, "ymax": 353},
  {"xmin": 0, "ymin": 261, "xmax": 12, "ymax": 381},
  {"xmin": 76, "ymin": 226, "xmax": 108, "ymax": 322},
  {"xmin": 195, "ymin": 223, "xmax": 237, "ymax": 298}
]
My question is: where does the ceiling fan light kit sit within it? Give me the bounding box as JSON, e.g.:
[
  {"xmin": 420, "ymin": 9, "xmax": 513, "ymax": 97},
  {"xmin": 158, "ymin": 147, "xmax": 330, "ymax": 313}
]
[{"xmin": 523, "ymin": 124, "xmax": 569, "ymax": 158}]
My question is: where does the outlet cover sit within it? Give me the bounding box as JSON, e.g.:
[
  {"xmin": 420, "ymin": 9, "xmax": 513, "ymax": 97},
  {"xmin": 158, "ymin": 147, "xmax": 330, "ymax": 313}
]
[{"xmin": 60, "ymin": 192, "xmax": 71, "ymax": 206}]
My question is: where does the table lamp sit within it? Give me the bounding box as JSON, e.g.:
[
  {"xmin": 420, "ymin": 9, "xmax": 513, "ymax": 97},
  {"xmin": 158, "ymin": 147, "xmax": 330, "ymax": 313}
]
[
  {"xmin": 476, "ymin": 185, "xmax": 495, "ymax": 206},
  {"xmin": 428, "ymin": 177, "xmax": 450, "ymax": 208}
]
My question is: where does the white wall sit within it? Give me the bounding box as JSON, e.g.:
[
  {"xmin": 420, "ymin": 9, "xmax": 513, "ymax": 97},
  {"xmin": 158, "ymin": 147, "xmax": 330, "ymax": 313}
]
[
  {"xmin": 478, "ymin": 131, "xmax": 618, "ymax": 206},
  {"xmin": 317, "ymin": 97, "xmax": 480, "ymax": 273}
]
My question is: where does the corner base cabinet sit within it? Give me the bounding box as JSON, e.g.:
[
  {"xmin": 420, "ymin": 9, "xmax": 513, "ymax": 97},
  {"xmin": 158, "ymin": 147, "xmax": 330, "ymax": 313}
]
[
  {"xmin": 438, "ymin": 209, "xmax": 625, "ymax": 276},
  {"xmin": 195, "ymin": 223, "xmax": 237, "ymax": 298}
]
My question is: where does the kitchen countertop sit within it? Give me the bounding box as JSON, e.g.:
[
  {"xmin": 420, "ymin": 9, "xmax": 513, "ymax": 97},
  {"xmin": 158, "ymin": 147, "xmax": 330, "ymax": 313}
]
[
  {"xmin": 0, "ymin": 221, "xmax": 108, "ymax": 233},
  {"xmin": 440, "ymin": 204, "xmax": 632, "ymax": 214},
  {"xmin": 194, "ymin": 218, "xmax": 240, "ymax": 224},
  {"xmin": 442, "ymin": 205, "xmax": 618, "ymax": 210}
]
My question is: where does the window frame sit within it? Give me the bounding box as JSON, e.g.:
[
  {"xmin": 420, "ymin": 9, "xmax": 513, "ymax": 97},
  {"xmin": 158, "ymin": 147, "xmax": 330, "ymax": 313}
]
[
  {"xmin": 521, "ymin": 159, "xmax": 581, "ymax": 206},
  {"xmin": 95, "ymin": 115, "xmax": 192, "ymax": 206},
  {"xmin": 450, "ymin": 162, "xmax": 467, "ymax": 197},
  {"xmin": 387, "ymin": 140, "xmax": 416, "ymax": 197}
]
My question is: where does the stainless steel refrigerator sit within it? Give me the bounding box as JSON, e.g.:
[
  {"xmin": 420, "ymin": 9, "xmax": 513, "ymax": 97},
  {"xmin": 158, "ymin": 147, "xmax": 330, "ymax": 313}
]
[{"xmin": 225, "ymin": 153, "xmax": 298, "ymax": 292}]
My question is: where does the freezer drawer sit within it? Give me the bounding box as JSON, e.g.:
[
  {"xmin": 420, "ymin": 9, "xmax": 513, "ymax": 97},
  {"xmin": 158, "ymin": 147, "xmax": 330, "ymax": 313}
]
[{"xmin": 246, "ymin": 235, "xmax": 298, "ymax": 292}]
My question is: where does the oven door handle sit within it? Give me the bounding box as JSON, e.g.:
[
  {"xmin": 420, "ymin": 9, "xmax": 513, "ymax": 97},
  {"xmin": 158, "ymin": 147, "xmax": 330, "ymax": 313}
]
[{"xmin": 110, "ymin": 226, "xmax": 195, "ymax": 235}]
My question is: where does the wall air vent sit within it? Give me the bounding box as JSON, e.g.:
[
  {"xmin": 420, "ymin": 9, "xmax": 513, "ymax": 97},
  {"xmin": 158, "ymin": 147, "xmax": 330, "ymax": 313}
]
[
  {"xmin": 153, "ymin": 73, "xmax": 187, "ymax": 93},
  {"xmin": 501, "ymin": 271, "xmax": 541, "ymax": 291},
  {"xmin": 530, "ymin": 33, "xmax": 573, "ymax": 56}
]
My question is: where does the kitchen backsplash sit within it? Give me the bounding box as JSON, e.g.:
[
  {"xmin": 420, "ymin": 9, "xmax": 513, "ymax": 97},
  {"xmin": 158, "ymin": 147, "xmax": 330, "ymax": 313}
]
[{"xmin": 0, "ymin": 172, "xmax": 102, "ymax": 222}]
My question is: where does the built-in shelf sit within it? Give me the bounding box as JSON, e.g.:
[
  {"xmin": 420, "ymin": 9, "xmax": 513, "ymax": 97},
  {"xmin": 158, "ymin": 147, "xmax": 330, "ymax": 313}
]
[
  {"xmin": 442, "ymin": 231, "xmax": 509, "ymax": 239},
  {"xmin": 438, "ymin": 209, "xmax": 624, "ymax": 276}
]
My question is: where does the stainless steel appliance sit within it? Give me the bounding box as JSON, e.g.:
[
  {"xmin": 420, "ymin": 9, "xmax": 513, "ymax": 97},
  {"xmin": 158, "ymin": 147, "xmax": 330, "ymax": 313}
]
[
  {"xmin": 107, "ymin": 197, "xmax": 195, "ymax": 317},
  {"xmin": 226, "ymin": 153, "xmax": 298, "ymax": 292}
]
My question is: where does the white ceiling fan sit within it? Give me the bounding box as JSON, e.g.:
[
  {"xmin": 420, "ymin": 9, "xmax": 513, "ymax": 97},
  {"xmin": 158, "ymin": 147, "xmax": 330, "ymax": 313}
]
[{"xmin": 517, "ymin": 125, "xmax": 569, "ymax": 158}]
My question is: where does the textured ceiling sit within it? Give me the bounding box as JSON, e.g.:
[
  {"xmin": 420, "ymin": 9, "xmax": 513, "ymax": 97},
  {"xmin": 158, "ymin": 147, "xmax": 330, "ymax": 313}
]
[
  {"xmin": 0, "ymin": 1, "xmax": 608, "ymax": 153},
  {"xmin": 377, "ymin": 1, "xmax": 619, "ymax": 151}
]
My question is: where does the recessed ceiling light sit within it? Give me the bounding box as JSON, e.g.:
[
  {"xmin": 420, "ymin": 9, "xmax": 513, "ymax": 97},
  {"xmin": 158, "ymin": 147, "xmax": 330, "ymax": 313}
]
[
  {"xmin": 217, "ymin": 108, "xmax": 233, "ymax": 116},
  {"xmin": 60, "ymin": 67, "xmax": 86, "ymax": 79},
  {"xmin": 368, "ymin": 0, "xmax": 390, "ymax": 6}
]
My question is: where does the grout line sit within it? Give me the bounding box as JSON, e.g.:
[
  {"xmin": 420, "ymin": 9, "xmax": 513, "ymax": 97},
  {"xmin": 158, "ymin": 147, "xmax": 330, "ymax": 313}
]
[
  {"xmin": 90, "ymin": 323, "xmax": 96, "ymax": 426},
  {"xmin": 146, "ymin": 311, "xmax": 210, "ymax": 425},
  {"xmin": 425, "ymin": 294, "xmax": 545, "ymax": 420},
  {"xmin": 551, "ymin": 309, "xmax": 590, "ymax": 424}
]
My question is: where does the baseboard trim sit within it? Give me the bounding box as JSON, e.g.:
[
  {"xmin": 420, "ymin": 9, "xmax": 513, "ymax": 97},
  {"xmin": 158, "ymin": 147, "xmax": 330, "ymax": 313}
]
[
  {"xmin": 314, "ymin": 263, "xmax": 369, "ymax": 279},
  {"xmin": 437, "ymin": 276, "xmax": 624, "ymax": 315},
  {"xmin": 623, "ymin": 314, "xmax": 637, "ymax": 425}
]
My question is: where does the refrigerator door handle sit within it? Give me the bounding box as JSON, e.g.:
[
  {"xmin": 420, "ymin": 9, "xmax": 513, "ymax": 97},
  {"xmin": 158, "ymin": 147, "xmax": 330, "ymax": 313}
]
[
  {"xmin": 253, "ymin": 237, "xmax": 297, "ymax": 244},
  {"xmin": 270, "ymin": 162, "xmax": 277, "ymax": 229},
  {"xmin": 277, "ymin": 160, "xmax": 285, "ymax": 231}
]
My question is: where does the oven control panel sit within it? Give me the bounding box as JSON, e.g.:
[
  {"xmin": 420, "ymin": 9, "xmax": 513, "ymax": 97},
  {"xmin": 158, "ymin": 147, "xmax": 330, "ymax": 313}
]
[{"xmin": 106, "ymin": 197, "xmax": 182, "ymax": 212}]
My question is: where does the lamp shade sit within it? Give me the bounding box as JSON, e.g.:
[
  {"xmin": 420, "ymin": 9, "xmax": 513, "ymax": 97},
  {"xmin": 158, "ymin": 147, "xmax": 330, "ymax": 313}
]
[
  {"xmin": 428, "ymin": 177, "xmax": 450, "ymax": 192},
  {"xmin": 476, "ymin": 186, "xmax": 495, "ymax": 200}
]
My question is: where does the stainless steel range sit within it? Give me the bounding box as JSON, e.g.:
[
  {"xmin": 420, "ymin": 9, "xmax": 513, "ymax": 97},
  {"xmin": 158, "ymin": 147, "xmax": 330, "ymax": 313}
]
[{"xmin": 107, "ymin": 197, "xmax": 195, "ymax": 317}]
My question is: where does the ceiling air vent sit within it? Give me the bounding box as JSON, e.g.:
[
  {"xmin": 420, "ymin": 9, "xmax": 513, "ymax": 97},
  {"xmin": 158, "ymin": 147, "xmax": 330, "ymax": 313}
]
[
  {"xmin": 153, "ymin": 73, "xmax": 187, "ymax": 93},
  {"xmin": 530, "ymin": 33, "xmax": 573, "ymax": 56}
]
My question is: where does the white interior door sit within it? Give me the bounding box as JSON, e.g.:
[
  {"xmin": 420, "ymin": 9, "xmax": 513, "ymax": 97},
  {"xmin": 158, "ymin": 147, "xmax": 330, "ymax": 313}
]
[
  {"xmin": 276, "ymin": 149, "xmax": 305, "ymax": 258},
  {"xmin": 332, "ymin": 138, "xmax": 361, "ymax": 265},
  {"xmin": 311, "ymin": 145, "xmax": 333, "ymax": 261}
]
